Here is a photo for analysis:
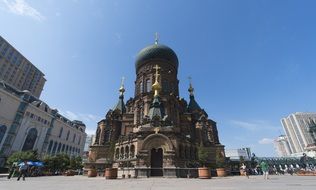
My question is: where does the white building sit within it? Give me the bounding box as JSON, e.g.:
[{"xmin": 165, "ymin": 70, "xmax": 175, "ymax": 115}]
[
  {"xmin": 281, "ymin": 112, "xmax": 316, "ymax": 157},
  {"xmin": 0, "ymin": 81, "xmax": 87, "ymax": 166},
  {"xmin": 84, "ymin": 134, "xmax": 95, "ymax": 152},
  {"xmin": 225, "ymin": 147, "xmax": 251, "ymax": 161},
  {"xmin": 274, "ymin": 135, "xmax": 292, "ymax": 157}
]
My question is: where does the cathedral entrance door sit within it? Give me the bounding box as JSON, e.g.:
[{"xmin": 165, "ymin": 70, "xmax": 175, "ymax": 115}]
[{"xmin": 150, "ymin": 148, "xmax": 163, "ymax": 176}]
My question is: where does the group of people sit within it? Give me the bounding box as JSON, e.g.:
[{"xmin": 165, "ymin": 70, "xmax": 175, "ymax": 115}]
[
  {"xmin": 7, "ymin": 160, "xmax": 29, "ymax": 181},
  {"xmin": 240, "ymin": 161, "xmax": 270, "ymax": 179}
]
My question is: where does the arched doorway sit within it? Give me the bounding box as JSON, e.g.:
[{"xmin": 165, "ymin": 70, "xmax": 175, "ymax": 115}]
[{"xmin": 151, "ymin": 148, "xmax": 163, "ymax": 176}]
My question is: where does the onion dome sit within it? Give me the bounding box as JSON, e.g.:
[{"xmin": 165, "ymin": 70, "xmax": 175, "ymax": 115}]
[{"xmin": 135, "ymin": 44, "xmax": 179, "ymax": 70}]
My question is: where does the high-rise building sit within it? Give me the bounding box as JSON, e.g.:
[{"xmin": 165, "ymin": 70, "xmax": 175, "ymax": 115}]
[
  {"xmin": 281, "ymin": 112, "xmax": 316, "ymax": 155},
  {"xmin": 0, "ymin": 36, "xmax": 46, "ymax": 98},
  {"xmin": 84, "ymin": 134, "xmax": 95, "ymax": 152},
  {"xmin": 274, "ymin": 135, "xmax": 292, "ymax": 157}
]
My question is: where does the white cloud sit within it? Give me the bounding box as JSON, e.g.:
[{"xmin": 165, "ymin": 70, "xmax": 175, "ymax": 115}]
[
  {"xmin": 85, "ymin": 129, "xmax": 96, "ymax": 135},
  {"xmin": 59, "ymin": 110, "xmax": 102, "ymax": 123},
  {"xmin": 230, "ymin": 120, "xmax": 279, "ymax": 131},
  {"xmin": 258, "ymin": 138, "xmax": 274, "ymax": 145},
  {"xmin": 1, "ymin": 0, "xmax": 45, "ymax": 21}
]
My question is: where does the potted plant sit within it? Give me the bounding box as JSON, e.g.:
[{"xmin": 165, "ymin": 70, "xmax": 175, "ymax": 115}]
[
  {"xmin": 87, "ymin": 165, "xmax": 97, "ymax": 177},
  {"xmin": 197, "ymin": 145, "xmax": 211, "ymax": 179},
  {"xmin": 215, "ymin": 151, "xmax": 227, "ymax": 177},
  {"xmin": 104, "ymin": 142, "xmax": 118, "ymax": 179}
]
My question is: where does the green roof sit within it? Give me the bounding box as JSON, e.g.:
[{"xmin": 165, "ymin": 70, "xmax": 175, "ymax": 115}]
[{"xmin": 135, "ymin": 44, "xmax": 179, "ymax": 70}]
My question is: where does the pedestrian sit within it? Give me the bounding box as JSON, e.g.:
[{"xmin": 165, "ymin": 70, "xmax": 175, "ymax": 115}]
[
  {"xmin": 7, "ymin": 162, "xmax": 18, "ymax": 179},
  {"xmin": 17, "ymin": 160, "xmax": 28, "ymax": 181},
  {"xmin": 260, "ymin": 161, "xmax": 269, "ymax": 180},
  {"xmin": 300, "ymin": 153, "xmax": 307, "ymax": 170},
  {"xmin": 240, "ymin": 163, "xmax": 249, "ymax": 178}
]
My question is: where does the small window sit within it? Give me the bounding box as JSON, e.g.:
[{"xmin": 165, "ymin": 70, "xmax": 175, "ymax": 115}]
[
  {"xmin": 58, "ymin": 127, "xmax": 63, "ymax": 138},
  {"xmin": 146, "ymin": 79, "xmax": 151, "ymax": 92},
  {"xmin": 139, "ymin": 81, "xmax": 143, "ymax": 94},
  {"xmin": 66, "ymin": 130, "xmax": 70, "ymax": 141}
]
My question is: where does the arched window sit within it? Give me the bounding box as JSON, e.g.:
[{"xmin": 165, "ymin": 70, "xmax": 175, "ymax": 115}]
[
  {"xmin": 130, "ymin": 145, "xmax": 135, "ymax": 158},
  {"xmin": 22, "ymin": 128, "xmax": 38, "ymax": 151},
  {"xmin": 120, "ymin": 147, "xmax": 124, "ymax": 159},
  {"xmin": 61, "ymin": 144, "xmax": 65, "ymax": 152},
  {"xmin": 78, "ymin": 136, "xmax": 81, "ymax": 145},
  {"xmin": 47, "ymin": 140, "xmax": 53, "ymax": 154},
  {"xmin": 57, "ymin": 142, "xmax": 61, "ymax": 153},
  {"xmin": 146, "ymin": 79, "xmax": 151, "ymax": 92},
  {"xmin": 139, "ymin": 81, "xmax": 143, "ymax": 94},
  {"xmin": 66, "ymin": 130, "xmax": 70, "ymax": 140},
  {"xmin": 58, "ymin": 127, "xmax": 63, "ymax": 138},
  {"xmin": 52, "ymin": 142, "xmax": 57, "ymax": 155},
  {"xmin": 73, "ymin": 134, "xmax": 76, "ymax": 143},
  {"xmin": 0, "ymin": 125, "xmax": 7, "ymax": 144},
  {"xmin": 125, "ymin": 146, "xmax": 129, "ymax": 159}
]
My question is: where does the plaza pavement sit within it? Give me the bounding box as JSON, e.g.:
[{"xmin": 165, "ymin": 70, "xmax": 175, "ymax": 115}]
[{"xmin": 0, "ymin": 175, "xmax": 316, "ymax": 190}]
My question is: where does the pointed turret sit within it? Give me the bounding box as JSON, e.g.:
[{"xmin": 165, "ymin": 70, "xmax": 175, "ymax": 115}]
[
  {"xmin": 113, "ymin": 77, "xmax": 126, "ymax": 113},
  {"xmin": 187, "ymin": 77, "xmax": 201, "ymax": 112}
]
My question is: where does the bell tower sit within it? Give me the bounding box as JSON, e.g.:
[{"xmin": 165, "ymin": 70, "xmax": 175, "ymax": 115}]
[{"xmin": 133, "ymin": 36, "xmax": 180, "ymax": 126}]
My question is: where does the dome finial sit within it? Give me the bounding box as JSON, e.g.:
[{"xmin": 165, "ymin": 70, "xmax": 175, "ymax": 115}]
[
  {"xmin": 188, "ymin": 76, "xmax": 194, "ymax": 96},
  {"xmin": 152, "ymin": 64, "xmax": 162, "ymax": 96},
  {"xmin": 119, "ymin": 76, "xmax": 125, "ymax": 96},
  {"xmin": 155, "ymin": 32, "xmax": 159, "ymax": 44}
]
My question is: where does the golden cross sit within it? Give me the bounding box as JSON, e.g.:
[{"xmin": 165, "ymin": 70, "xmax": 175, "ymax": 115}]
[{"xmin": 153, "ymin": 64, "xmax": 161, "ymax": 83}]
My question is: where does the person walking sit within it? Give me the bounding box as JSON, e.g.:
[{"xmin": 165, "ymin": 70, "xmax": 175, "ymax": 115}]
[
  {"xmin": 260, "ymin": 161, "xmax": 269, "ymax": 180},
  {"xmin": 240, "ymin": 163, "xmax": 249, "ymax": 178},
  {"xmin": 300, "ymin": 153, "xmax": 307, "ymax": 170},
  {"xmin": 17, "ymin": 160, "xmax": 28, "ymax": 181},
  {"xmin": 7, "ymin": 162, "xmax": 18, "ymax": 179}
]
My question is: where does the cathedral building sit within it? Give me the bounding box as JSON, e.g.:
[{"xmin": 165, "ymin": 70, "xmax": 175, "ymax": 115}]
[{"xmin": 88, "ymin": 39, "xmax": 225, "ymax": 177}]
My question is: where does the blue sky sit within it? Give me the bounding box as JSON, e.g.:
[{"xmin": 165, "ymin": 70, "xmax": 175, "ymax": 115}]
[{"xmin": 1, "ymin": 0, "xmax": 316, "ymax": 157}]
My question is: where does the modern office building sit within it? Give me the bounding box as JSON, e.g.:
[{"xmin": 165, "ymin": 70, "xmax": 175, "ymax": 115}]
[
  {"xmin": 274, "ymin": 135, "xmax": 292, "ymax": 157},
  {"xmin": 0, "ymin": 81, "xmax": 87, "ymax": 167},
  {"xmin": 0, "ymin": 36, "xmax": 46, "ymax": 98},
  {"xmin": 281, "ymin": 112, "xmax": 316, "ymax": 156}
]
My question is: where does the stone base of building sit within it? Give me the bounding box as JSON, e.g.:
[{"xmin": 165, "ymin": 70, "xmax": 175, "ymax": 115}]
[{"xmin": 116, "ymin": 167, "xmax": 197, "ymax": 178}]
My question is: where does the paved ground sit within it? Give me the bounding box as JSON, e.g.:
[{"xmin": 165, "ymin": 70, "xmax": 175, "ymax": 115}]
[{"xmin": 1, "ymin": 175, "xmax": 316, "ymax": 190}]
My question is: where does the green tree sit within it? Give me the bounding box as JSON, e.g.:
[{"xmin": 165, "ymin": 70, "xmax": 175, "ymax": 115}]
[
  {"xmin": 198, "ymin": 146, "xmax": 210, "ymax": 167},
  {"xmin": 69, "ymin": 156, "xmax": 83, "ymax": 170},
  {"xmin": 43, "ymin": 154, "xmax": 70, "ymax": 173},
  {"xmin": 7, "ymin": 151, "xmax": 38, "ymax": 166}
]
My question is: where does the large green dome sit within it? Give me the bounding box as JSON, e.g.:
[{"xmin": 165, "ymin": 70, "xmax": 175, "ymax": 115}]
[{"xmin": 135, "ymin": 44, "xmax": 179, "ymax": 70}]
